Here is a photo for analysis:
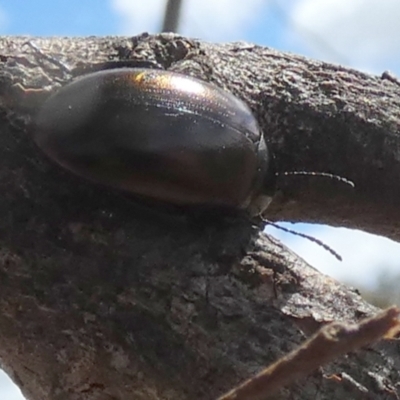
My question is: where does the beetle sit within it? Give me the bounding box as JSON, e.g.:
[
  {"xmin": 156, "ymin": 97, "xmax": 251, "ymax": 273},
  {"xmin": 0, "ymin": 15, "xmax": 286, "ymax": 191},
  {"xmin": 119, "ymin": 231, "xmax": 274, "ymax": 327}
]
[{"xmin": 35, "ymin": 68, "xmax": 276, "ymax": 216}]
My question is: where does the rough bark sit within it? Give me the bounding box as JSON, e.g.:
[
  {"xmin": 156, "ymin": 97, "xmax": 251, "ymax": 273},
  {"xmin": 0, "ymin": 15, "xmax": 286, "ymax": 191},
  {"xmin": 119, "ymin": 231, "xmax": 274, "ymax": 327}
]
[{"xmin": 0, "ymin": 34, "xmax": 399, "ymax": 400}]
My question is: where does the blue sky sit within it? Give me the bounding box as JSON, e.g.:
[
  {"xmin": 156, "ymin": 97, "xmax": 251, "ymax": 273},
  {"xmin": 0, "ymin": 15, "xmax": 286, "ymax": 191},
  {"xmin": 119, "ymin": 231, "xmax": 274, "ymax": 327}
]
[{"xmin": 1, "ymin": 1, "xmax": 400, "ymax": 399}]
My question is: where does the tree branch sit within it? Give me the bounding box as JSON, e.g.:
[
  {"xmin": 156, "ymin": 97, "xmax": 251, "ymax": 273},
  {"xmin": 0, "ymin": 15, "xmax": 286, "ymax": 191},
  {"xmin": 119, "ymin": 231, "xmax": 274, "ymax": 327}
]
[{"xmin": 0, "ymin": 34, "xmax": 399, "ymax": 400}]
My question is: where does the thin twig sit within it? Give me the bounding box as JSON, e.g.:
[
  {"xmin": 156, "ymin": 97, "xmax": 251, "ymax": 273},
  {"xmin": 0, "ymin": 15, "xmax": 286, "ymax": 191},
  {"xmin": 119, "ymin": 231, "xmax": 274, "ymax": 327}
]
[{"xmin": 218, "ymin": 307, "xmax": 400, "ymax": 400}]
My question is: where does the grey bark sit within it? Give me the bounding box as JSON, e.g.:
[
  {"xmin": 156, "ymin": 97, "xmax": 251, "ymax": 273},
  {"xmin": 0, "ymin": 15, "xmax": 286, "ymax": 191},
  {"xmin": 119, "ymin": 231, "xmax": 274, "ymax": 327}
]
[{"xmin": 0, "ymin": 33, "xmax": 399, "ymax": 400}]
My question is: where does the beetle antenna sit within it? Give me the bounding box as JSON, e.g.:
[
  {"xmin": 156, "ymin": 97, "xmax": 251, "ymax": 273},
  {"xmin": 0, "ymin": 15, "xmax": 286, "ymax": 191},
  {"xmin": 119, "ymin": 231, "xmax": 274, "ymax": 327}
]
[
  {"xmin": 277, "ymin": 171, "xmax": 355, "ymax": 188},
  {"xmin": 262, "ymin": 218, "xmax": 342, "ymax": 262}
]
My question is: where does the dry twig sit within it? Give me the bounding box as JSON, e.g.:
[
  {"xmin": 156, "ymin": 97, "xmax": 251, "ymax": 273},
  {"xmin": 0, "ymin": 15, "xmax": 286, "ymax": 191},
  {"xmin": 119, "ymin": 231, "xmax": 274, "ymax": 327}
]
[{"xmin": 219, "ymin": 307, "xmax": 400, "ymax": 400}]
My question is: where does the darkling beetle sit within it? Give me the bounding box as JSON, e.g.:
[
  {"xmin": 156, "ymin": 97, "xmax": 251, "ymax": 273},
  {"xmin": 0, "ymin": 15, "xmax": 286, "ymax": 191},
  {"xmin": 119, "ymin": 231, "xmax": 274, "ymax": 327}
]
[
  {"xmin": 35, "ymin": 68, "xmax": 277, "ymax": 217},
  {"xmin": 34, "ymin": 67, "xmax": 353, "ymax": 259}
]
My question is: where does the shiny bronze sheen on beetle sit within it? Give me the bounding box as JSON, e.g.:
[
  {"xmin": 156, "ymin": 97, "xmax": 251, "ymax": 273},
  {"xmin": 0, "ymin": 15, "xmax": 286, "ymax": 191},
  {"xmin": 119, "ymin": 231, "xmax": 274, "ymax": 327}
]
[{"xmin": 35, "ymin": 68, "xmax": 275, "ymax": 216}]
